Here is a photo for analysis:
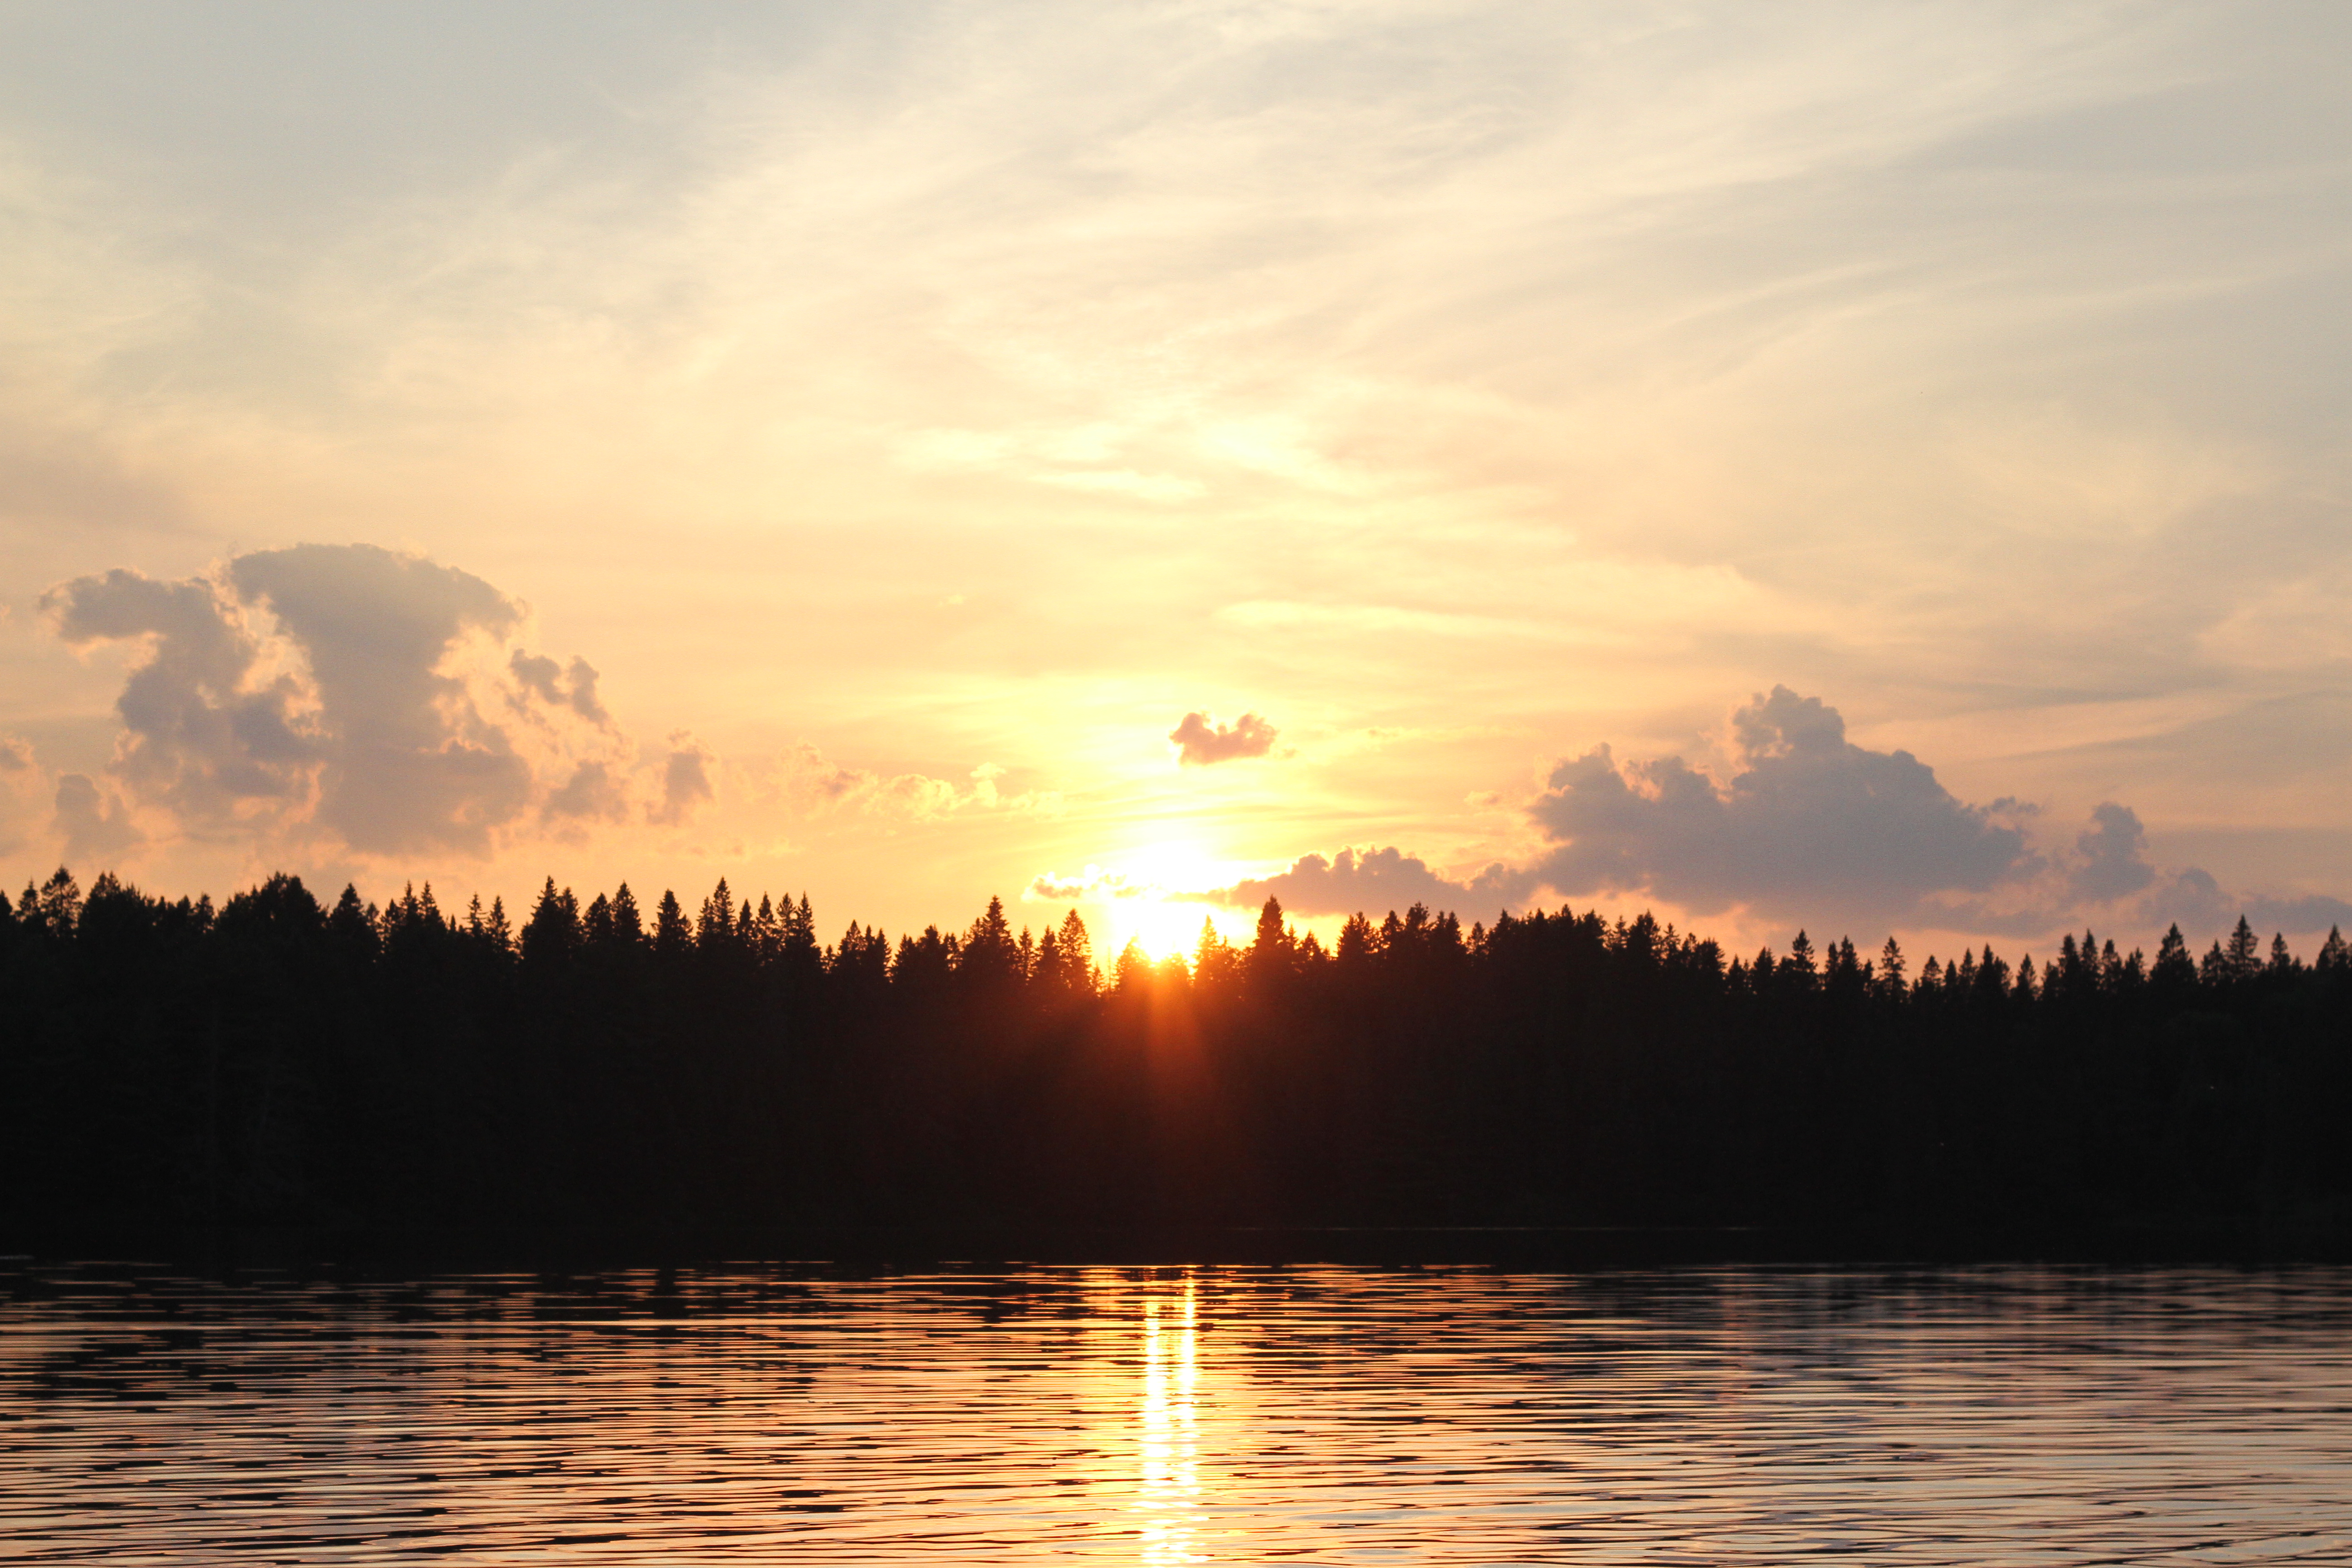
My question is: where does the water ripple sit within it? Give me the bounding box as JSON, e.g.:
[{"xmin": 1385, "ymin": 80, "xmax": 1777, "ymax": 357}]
[{"xmin": 3, "ymin": 1266, "xmax": 2348, "ymax": 1563}]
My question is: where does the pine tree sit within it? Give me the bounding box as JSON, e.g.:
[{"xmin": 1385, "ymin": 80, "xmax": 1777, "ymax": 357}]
[
  {"xmin": 958, "ymin": 896, "xmax": 1023, "ymax": 990},
  {"xmin": 2225, "ymin": 916, "xmax": 2260, "ymax": 981},
  {"xmin": 1056, "ymin": 908, "xmax": 1096, "ymax": 995},
  {"xmin": 38, "ymin": 867, "xmax": 81, "ymax": 934},
  {"xmin": 1783, "ymin": 930, "xmax": 1817, "ymax": 989},
  {"xmin": 2152, "ymin": 924, "xmax": 2195, "ymax": 990},
  {"xmin": 1247, "ymin": 896, "xmax": 1295, "ymax": 985},
  {"xmin": 654, "ymin": 890, "xmax": 691, "ymax": 957},
  {"xmin": 609, "ymin": 883, "xmax": 645, "ymax": 946},
  {"xmin": 1194, "ymin": 917, "xmax": 1241, "ymax": 990},
  {"xmin": 697, "ymin": 878, "xmax": 736, "ymax": 951},
  {"xmin": 485, "ymin": 896, "xmax": 512, "ymax": 953},
  {"xmin": 523, "ymin": 877, "xmax": 582, "ymax": 965}
]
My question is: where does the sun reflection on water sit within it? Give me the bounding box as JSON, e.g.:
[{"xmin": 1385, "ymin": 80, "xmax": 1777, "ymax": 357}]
[{"xmin": 1136, "ymin": 1277, "xmax": 1202, "ymax": 1564}]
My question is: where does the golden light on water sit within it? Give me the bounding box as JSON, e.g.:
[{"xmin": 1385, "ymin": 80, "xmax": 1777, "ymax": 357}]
[{"xmin": 1137, "ymin": 1277, "xmax": 1203, "ymax": 1565}]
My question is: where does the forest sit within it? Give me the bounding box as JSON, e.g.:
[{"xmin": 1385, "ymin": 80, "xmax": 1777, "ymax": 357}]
[{"xmin": 4, "ymin": 865, "xmax": 2349, "ymax": 1262}]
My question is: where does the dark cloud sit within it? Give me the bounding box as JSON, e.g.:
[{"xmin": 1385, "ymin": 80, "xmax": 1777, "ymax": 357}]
[
  {"xmin": 1170, "ymin": 710, "xmax": 1279, "ymax": 766},
  {"xmin": 1527, "ymin": 686, "xmax": 2030, "ymax": 925},
  {"xmin": 53, "ymin": 773, "xmax": 140, "ymax": 865},
  {"xmin": 0, "ymin": 737, "xmax": 30, "ymax": 773},
  {"xmin": 43, "ymin": 567, "xmax": 313, "ymax": 822},
  {"xmin": 1201, "ymin": 845, "xmax": 1530, "ymax": 917}
]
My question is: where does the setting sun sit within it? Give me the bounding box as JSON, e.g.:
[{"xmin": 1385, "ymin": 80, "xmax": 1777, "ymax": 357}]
[{"xmin": 1081, "ymin": 843, "xmax": 1247, "ymax": 965}]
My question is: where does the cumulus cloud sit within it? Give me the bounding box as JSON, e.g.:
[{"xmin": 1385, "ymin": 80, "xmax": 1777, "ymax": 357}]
[
  {"xmin": 1201, "ymin": 845, "xmax": 1530, "ymax": 917},
  {"xmin": 1527, "ymin": 686, "xmax": 2031, "ymax": 925},
  {"xmin": 2132, "ymin": 864, "xmax": 2352, "ymax": 941},
  {"xmin": 46, "ymin": 545, "xmax": 637, "ymax": 858},
  {"xmin": 0, "ymin": 737, "xmax": 30, "ymax": 773},
  {"xmin": 1153, "ymin": 686, "xmax": 2352, "ymax": 944},
  {"xmin": 2069, "ymin": 801, "xmax": 2157, "ymax": 904},
  {"xmin": 43, "ymin": 566, "xmax": 314, "ymax": 825},
  {"xmin": 1170, "ymin": 710, "xmax": 1279, "ymax": 766},
  {"xmin": 225, "ymin": 544, "xmax": 533, "ymax": 855},
  {"xmin": 53, "ymin": 773, "xmax": 140, "ymax": 865}
]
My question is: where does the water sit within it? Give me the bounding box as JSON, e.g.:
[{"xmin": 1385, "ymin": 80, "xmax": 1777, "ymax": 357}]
[{"xmin": 2, "ymin": 1264, "xmax": 2347, "ymax": 1563}]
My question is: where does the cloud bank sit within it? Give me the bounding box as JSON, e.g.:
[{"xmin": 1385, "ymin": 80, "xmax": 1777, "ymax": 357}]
[{"xmin": 1180, "ymin": 687, "xmax": 2352, "ymax": 945}]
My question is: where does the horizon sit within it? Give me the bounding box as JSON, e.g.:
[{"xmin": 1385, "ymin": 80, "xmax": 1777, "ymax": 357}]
[{"xmin": 15, "ymin": 857, "xmax": 2333, "ymax": 983}]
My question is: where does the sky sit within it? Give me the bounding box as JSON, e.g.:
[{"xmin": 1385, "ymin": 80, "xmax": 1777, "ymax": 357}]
[{"xmin": 2, "ymin": 0, "xmax": 2349, "ymax": 964}]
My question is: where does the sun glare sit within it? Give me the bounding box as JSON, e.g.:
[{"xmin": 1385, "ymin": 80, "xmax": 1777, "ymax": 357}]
[{"xmin": 1096, "ymin": 843, "xmax": 1243, "ymax": 965}]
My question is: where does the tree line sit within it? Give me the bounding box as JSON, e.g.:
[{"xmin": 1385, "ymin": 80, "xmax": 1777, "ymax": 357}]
[{"xmin": 4, "ymin": 865, "xmax": 2348, "ymax": 1258}]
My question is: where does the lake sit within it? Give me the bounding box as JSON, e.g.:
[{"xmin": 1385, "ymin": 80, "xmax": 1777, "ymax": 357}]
[{"xmin": 3, "ymin": 1264, "xmax": 2347, "ymax": 1563}]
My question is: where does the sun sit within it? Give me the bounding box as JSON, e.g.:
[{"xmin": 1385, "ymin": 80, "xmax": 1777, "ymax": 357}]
[
  {"xmin": 1119, "ymin": 898, "xmax": 1215, "ymax": 964},
  {"xmin": 1096, "ymin": 843, "xmax": 1243, "ymax": 965}
]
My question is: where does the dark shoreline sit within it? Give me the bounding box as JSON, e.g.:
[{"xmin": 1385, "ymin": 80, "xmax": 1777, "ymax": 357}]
[{"xmin": 13, "ymin": 1215, "xmax": 2352, "ymax": 1277}]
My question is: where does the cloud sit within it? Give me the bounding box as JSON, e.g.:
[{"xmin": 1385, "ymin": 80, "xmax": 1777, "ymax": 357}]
[
  {"xmin": 2070, "ymin": 801, "xmax": 2157, "ymax": 904},
  {"xmin": 543, "ymin": 759, "xmax": 630, "ymax": 823},
  {"xmin": 1526, "ymin": 686, "xmax": 2031, "ymax": 925},
  {"xmin": 46, "ymin": 545, "xmax": 636, "ymax": 858},
  {"xmin": 510, "ymin": 651, "xmax": 608, "ymax": 724},
  {"xmin": 43, "ymin": 567, "xmax": 314, "ymax": 826},
  {"xmin": 775, "ymin": 745, "xmax": 1062, "ymax": 822},
  {"xmin": 53, "ymin": 773, "xmax": 140, "ymax": 866},
  {"xmin": 2133, "ymin": 865, "xmax": 2352, "ymax": 942},
  {"xmin": 1200, "ymin": 845, "xmax": 1531, "ymax": 918},
  {"xmin": 0, "ymin": 739, "xmax": 42, "ymax": 856},
  {"xmin": 650, "ymin": 734, "xmax": 714, "ymax": 826},
  {"xmin": 1024, "ymin": 865, "xmax": 1152, "ymax": 902},
  {"xmin": 225, "ymin": 544, "xmax": 532, "ymax": 855},
  {"xmin": 1170, "ymin": 710, "xmax": 1279, "ymax": 766}
]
